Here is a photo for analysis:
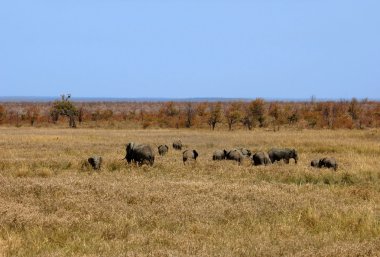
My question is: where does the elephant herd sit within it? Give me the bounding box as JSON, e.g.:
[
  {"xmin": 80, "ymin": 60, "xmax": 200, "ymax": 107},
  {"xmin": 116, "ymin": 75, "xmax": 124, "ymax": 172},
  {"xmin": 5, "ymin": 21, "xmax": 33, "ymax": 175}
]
[
  {"xmin": 212, "ymin": 148, "xmax": 298, "ymax": 166},
  {"xmin": 87, "ymin": 139, "xmax": 338, "ymax": 171}
]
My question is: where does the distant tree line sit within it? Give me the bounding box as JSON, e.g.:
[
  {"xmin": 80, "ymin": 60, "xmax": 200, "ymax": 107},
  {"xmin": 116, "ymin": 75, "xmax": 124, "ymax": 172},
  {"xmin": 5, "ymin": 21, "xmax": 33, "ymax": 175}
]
[{"xmin": 0, "ymin": 97, "xmax": 379, "ymax": 130}]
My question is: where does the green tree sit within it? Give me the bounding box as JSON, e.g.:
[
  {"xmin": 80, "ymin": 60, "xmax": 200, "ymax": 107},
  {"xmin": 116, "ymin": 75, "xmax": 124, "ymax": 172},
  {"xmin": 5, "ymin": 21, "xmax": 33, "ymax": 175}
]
[{"xmin": 50, "ymin": 94, "xmax": 78, "ymax": 128}]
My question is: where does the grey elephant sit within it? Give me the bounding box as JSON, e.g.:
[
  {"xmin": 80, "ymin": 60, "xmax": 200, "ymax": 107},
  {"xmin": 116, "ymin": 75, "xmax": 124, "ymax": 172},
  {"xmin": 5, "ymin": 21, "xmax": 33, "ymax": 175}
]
[
  {"xmin": 226, "ymin": 149, "xmax": 244, "ymax": 164},
  {"xmin": 173, "ymin": 140, "xmax": 183, "ymax": 150},
  {"xmin": 212, "ymin": 149, "xmax": 227, "ymax": 160},
  {"xmin": 318, "ymin": 157, "xmax": 338, "ymax": 171},
  {"xmin": 88, "ymin": 156, "xmax": 102, "ymax": 170},
  {"xmin": 252, "ymin": 152, "xmax": 271, "ymax": 166},
  {"xmin": 183, "ymin": 149, "xmax": 198, "ymax": 164},
  {"xmin": 158, "ymin": 145, "xmax": 169, "ymax": 156},
  {"xmin": 310, "ymin": 159, "xmax": 319, "ymax": 167},
  {"xmin": 268, "ymin": 148, "xmax": 298, "ymax": 164},
  {"xmin": 124, "ymin": 142, "xmax": 155, "ymax": 166},
  {"xmin": 238, "ymin": 148, "xmax": 252, "ymax": 157}
]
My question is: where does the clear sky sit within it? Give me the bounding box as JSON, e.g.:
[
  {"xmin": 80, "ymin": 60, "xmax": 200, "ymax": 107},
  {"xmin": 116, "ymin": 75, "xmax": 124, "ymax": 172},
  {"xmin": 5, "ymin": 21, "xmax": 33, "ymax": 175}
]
[{"xmin": 0, "ymin": 0, "xmax": 379, "ymax": 99}]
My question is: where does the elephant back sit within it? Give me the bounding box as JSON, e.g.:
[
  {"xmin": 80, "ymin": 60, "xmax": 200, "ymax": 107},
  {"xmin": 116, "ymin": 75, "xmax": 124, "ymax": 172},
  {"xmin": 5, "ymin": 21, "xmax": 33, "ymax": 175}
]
[
  {"xmin": 213, "ymin": 149, "xmax": 226, "ymax": 160},
  {"xmin": 183, "ymin": 149, "xmax": 198, "ymax": 163},
  {"xmin": 173, "ymin": 140, "xmax": 183, "ymax": 150},
  {"xmin": 226, "ymin": 149, "xmax": 243, "ymax": 163},
  {"xmin": 125, "ymin": 142, "xmax": 155, "ymax": 166},
  {"xmin": 158, "ymin": 145, "xmax": 169, "ymax": 155}
]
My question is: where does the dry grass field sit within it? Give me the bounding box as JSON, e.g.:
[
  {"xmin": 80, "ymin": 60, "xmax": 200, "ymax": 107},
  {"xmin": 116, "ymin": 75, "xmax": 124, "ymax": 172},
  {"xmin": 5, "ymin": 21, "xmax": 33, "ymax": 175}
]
[{"xmin": 0, "ymin": 127, "xmax": 380, "ymax": 256}]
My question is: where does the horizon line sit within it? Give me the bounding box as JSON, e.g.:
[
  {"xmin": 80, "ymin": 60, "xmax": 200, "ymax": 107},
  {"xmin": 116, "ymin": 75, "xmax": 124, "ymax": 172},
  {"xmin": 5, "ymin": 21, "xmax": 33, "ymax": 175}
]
[{"xmin": 0, "ymin": 96, "xmax": 377, "ymax": 103}]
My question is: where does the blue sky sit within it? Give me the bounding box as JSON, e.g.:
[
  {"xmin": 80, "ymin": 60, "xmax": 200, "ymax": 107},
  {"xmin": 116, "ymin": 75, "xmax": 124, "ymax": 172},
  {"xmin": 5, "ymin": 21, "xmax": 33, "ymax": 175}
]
[{"xmin": 0, "ymin": 0, "xmax": 379, "ymax": 99}]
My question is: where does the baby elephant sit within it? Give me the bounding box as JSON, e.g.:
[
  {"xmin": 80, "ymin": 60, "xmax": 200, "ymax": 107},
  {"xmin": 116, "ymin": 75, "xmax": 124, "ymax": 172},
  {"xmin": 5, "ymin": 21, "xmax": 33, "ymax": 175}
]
[
  {"xmin": 183, "ymin": 149, "xmax": 198, "ymax": 164},
  {"xmin": 173, "ymin": 140, "xmax": 183, "ymax": 150},
  {"xmin": 158, "ymin": 145, "xmax": 169, "ymax": 156},
  {"xmin": 319, "ymin": 157, "xmax": 338, "ymax": 171},
  {"xmin": 310, "ymin": 159, "xmax": 319, "ymax": 167},
  {"xmin": 268, "ymin": 148, "xmax": 298, "ymax": 164},
  {"xmin": 212, "ymin": 149, "xmax": 227, "ymax": 160},
  {"xmin": 238, "ymin": 148, "xmax": 252, "ymax": 157},
  {"xmin": 88, "ymin": 156, "xmax": 102, "ymax": 170},
  {"xmin": 252, "ymin": 152, "xmax": 271, "ymax": 166},
  {"xmin": 311, "ymin": 158, "xmax": 338, "ymax": 171},
  {"xmin": 226, "ymin": 149, "xmax": 244, "ymax": 164}
]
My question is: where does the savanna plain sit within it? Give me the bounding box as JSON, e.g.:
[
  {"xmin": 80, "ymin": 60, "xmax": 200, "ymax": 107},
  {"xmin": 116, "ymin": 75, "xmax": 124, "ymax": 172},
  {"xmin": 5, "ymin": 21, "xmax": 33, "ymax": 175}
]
[{"xmin": 0, "ymin": 127, "xmax": 380, "ymax": 257}]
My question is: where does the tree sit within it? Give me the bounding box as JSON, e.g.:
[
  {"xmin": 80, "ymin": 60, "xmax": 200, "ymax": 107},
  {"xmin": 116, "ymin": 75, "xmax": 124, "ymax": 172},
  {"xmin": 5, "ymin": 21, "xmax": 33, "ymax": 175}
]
[
  {"xmin": 224, "ymin": 102, "xmax": 242, "ymax": 130},
  {"xmin": 0, "ymin": 105, "xmax": 5, "ymax": 124},
  {"xmin": 196, "ymin": 103, "xmax": 207, "ymax": 117},
  {"xmin": 26, "ymin": 105, "xmax": 39, "ymax": 126},
  {"xmin": 207, "ymin": 102, "xmax": 222, "ymax": 130},
  {"xmin": 348, "ymin": 98, "xmax": 361, "ymax": 121},
  {"xmin": 348, "ymin": 98, "xmax": 365, "ymax": 128},
  {"xmin": 242, "ymin": 99, "xmax": 266, "ymax": 129},
  {"xmin": 50, "ymin": 94, "xmax": 78, "ymax": 128},
  {"xmin": 241, "ymin": 104, "xmax": 254, "ymax": 130},
  {"xmin": 287, "ymin": 109, "xmax": 299, "ymax": 125},
  {"xmin": 268, "ymin": 102, "xmax": 282, "ymax": 131},
  {"xmin": 78, "ymin": 107, "xmax": 84, "ymax": 124},
  {"xmin": 184, "ymin": 102, "xmax": 195, "ymax": 128},
  {"xmin": 160, "ymin": 101, "xmax": 179, "ymax": 117},
  {"xmin": 251, "ymin": 99, "xmax": 266, "ymax": 127}
]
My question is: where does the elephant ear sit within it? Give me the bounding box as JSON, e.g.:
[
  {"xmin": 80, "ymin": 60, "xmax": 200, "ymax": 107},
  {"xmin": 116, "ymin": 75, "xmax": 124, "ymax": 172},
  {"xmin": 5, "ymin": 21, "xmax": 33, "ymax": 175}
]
[
  {"xmin": 88, "ymin": 157, "xmax": 95, "ymax": 167},
  {"xmin": 193, "ymin": 150, "xmax": 198, "ymax": 159},
  {"xmin": 127, "ymin": 142, "xmax": 135, "ymax": 152}
]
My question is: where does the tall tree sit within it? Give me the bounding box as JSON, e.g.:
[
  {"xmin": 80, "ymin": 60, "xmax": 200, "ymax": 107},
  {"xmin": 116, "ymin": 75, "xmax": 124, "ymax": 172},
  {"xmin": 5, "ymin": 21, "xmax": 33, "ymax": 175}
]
[
  {"xmin": 224, "ymin": 102, "xmax": 242, "ymax": 130},
  {"xmin": 26, "ymin": 105, "xmax": 39, "ymax": 126},
  {"xmin": 50, "ymin": 94, "xmax": 78, "ymax": 128},
  {"xmin": 268, "ymin": 102, "xmax": 282, "ymax": 131},
  {"xmin": 348, "ymin": 98, "xmax": 363, "ymax": 128},
  {"xmin": 242, "ymin": 98, "xmax": 266, "ymax": 129},
  {"xmin": 184, "ymin": 102, "xmax": 195, "ymax": 128},
  {"xmin": 207, "ymin": 102, "xmax": 222, "ymax": 130}
]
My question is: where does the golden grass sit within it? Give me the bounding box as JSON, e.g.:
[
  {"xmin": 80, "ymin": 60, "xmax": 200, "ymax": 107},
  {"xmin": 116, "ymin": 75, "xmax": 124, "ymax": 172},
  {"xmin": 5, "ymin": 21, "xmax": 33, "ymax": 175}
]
[{"xmin": 0, "ymin": 127, "xmax": 380, "ymax": 256}]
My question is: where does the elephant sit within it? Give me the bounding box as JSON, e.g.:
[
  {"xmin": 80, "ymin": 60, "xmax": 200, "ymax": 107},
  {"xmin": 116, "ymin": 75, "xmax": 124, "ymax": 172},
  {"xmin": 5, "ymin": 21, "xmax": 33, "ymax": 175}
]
[
  {"xmin": 124, "ymin": 142, "xmax": 155, "ymax": 166},
  {"xmin": 318, "ymin": 157, "xmax": 338, "ymax": 171},
  {"xmin": 158, "ymin": 145, "xmax": 169, "ymax": 156},
  {"xmin": 310, "ymin": 159, "xmax": 319, "ymax": 167},
  {"xmin": 88, "ymin": 156, "xmax": 102, "ymax": 170},
  {"xmin": 173, "ymin": 140, "xmax": 183, "ymax": 150},
  {"xmin": 268, "ymin": 148, "xmax": 298, "ymax": 164},
  {"xmin": 238, "ymin": 148, "xmax": 252, "ymax": 157},
  {"xmin": 183, "ymin": 149, "xmax": 198, "ymax": 164},
  {"xmin": 212, "ymin": 149, "xmax": 227, "ymax": 160},
  {"xmin": 226, "ymin": 149, "xmax": 244, "ymax": 164},
  {"xmin": 252, "ymin": 152, "xmax": 271, "ymax": 166}
]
